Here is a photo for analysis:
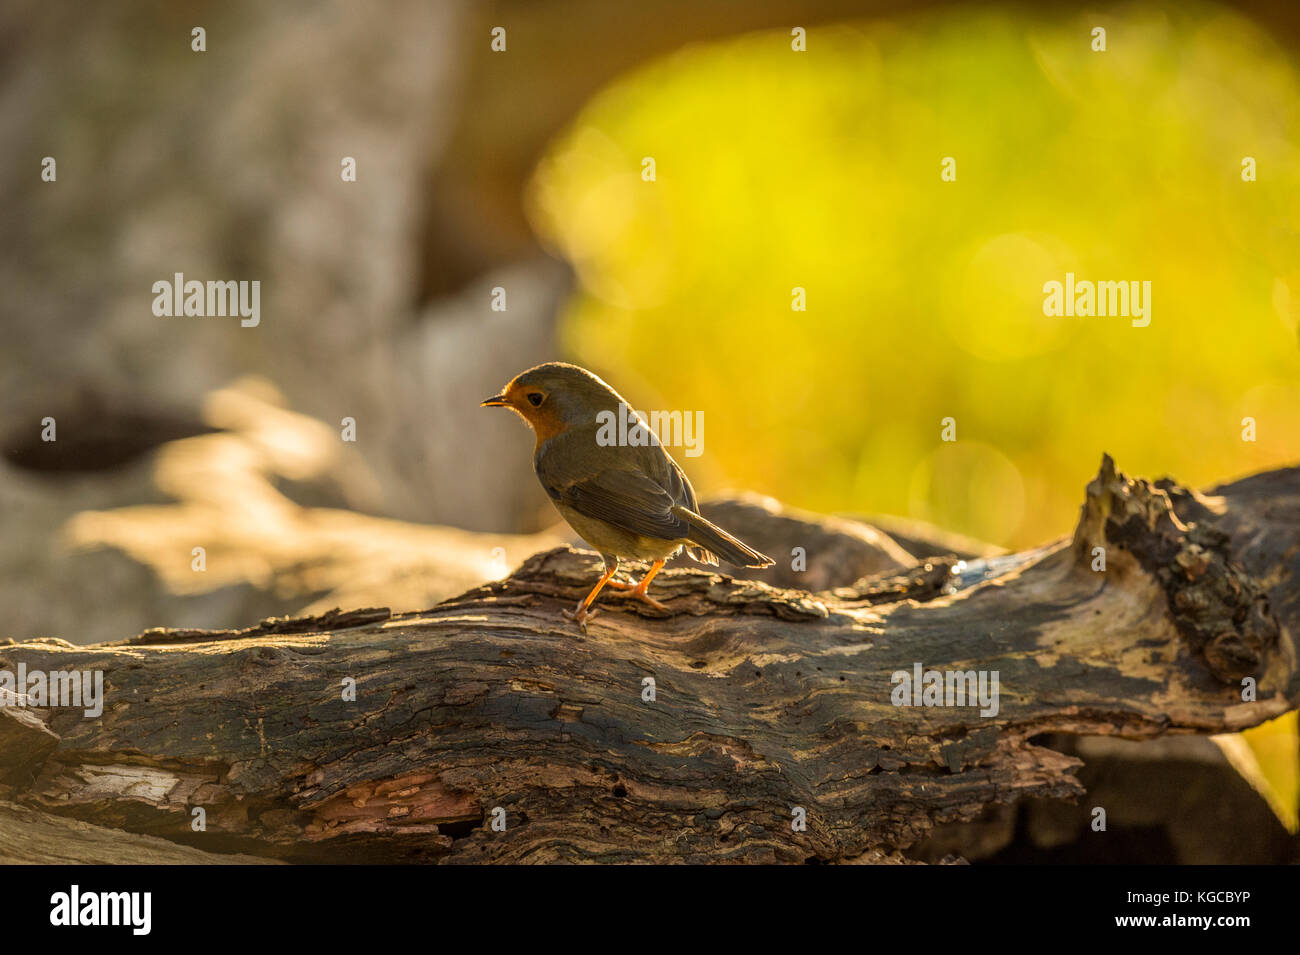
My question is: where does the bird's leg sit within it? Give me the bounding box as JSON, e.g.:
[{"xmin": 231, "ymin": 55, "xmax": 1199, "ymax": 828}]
[
  {"xmin": 562, "ymin": 556, "xmax": 619, "ymax": 631},
  {"xmin": 618, "ymin": 558, "xmax": 669, "ymax": 612}
]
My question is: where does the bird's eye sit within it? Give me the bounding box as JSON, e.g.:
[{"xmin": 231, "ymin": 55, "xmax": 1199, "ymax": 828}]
[{"xmin": 526, "ymin": 392, "xmax": 544, "ymax": 407}]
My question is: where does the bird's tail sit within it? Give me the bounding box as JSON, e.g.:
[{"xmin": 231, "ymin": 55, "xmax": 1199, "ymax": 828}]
[{"xmin": 674, "ymin": 506, "xmax": 774, "ymax": 568}]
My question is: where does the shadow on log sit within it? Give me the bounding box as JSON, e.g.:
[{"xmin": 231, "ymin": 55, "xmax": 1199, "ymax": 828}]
[{"xmin": 0, "ymin": 456, "xmax": 1296, "ymax": 863}]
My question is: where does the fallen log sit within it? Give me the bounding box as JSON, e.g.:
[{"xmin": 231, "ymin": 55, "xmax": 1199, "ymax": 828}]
[{"xmin": 1, "ymin": 455, "xmax": 1296, "ymax": 863}]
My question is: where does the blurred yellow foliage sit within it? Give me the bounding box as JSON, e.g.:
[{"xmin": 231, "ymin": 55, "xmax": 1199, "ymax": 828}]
[
  {"xmin": 1237, "ymin": 712, "xmax": 1300, "ymax": 834},
  {"xmin": 530, "ymin": 1, "xmax": 1300, "ymax": 549}
]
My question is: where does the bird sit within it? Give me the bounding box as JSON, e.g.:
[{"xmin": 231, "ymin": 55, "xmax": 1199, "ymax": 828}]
[{"xmin": 482, "ymin": 362, "xmax": 773, "ymax": 629}]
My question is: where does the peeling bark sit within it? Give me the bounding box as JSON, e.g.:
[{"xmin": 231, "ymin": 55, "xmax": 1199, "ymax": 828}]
[{"xmin": 0, "ymin": 457, "xmax": 1296, "ymax": 863}]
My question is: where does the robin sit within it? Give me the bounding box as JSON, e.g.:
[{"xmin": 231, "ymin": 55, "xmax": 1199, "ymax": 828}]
[{"xmin": 482, "ymin": 362, "xmax": 773, "ymax": 629}]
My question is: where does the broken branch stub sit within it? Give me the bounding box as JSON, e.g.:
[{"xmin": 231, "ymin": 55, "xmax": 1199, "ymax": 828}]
[{"xmin": 1074, "ymin": 454, "xmax": 1281, "ymax": 683}]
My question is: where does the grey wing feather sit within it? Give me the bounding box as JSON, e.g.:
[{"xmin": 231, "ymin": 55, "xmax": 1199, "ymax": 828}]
[
  {"xmin": 537, "ymin": 432, "xmax": 709, "ymax": 552},
  {"xmin": 547, "ymin": 467, "xmax": 694, "ymax": 542}
]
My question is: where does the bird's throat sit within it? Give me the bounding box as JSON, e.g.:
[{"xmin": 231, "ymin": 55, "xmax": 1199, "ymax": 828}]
[{"xmin": 528, "ymin": 407, "xmax": 568, "ymax": 449}]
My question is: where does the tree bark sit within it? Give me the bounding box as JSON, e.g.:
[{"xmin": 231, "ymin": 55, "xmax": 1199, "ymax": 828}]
[{"xmin": 1, "ymin": 456, "xmax": 1296, "ymax": 863}]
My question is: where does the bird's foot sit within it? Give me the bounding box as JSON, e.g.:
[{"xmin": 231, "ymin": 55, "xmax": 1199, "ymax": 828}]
[
  {"xmin": 604, "ymin": 578, "xmax": 637, "ymax": 591},
  {"xmin": 562, "ymin": 604, "xmax": 598, "ymax": 632},
  {"xmin": 620, "ymin": 588, "xmax": 669, "ymax": 613}
]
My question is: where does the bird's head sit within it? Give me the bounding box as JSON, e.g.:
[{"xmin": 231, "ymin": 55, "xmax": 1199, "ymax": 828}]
[{"xmin": 481, "ymin": 362, "xmax": 621, "ymax": 443}]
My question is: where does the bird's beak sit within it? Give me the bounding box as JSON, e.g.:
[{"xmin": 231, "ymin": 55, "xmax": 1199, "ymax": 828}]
[{"xmin": 480, "ymin": 394, "xmax": 510, "ymax": 408}]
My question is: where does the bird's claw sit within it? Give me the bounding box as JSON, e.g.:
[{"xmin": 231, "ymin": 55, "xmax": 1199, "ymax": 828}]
[{"xmin": 562, "ymin": 605, "xmax": 598, "ymax": 631}]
